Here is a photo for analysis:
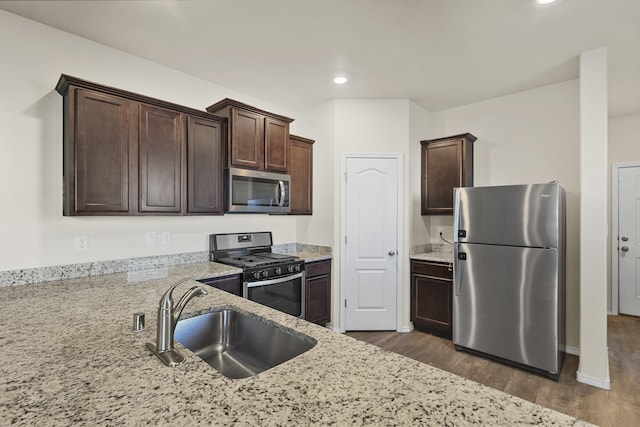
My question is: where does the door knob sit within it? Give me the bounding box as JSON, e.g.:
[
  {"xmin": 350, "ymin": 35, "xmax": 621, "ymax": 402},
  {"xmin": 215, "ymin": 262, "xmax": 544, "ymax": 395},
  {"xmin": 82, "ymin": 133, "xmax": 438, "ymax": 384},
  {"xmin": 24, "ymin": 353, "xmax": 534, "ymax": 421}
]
[
  {"xmin": 388, "ymin": 250, "xmax": 396, "ymax": 256},
  {"xmin": 621, "ymin": 236, "xmax": 629, "ymax": 242},
  {"xmin": 621, "ymin": 246, "xmax": 629, "ymax": 252}
]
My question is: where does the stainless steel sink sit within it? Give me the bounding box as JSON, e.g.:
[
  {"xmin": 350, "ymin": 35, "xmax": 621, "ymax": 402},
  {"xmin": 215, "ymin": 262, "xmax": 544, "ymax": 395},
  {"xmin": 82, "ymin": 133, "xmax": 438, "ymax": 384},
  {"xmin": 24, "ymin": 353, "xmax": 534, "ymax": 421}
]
[{"xmin": 174, "ymin": 307, "xmax": 316, "ymax": 379}]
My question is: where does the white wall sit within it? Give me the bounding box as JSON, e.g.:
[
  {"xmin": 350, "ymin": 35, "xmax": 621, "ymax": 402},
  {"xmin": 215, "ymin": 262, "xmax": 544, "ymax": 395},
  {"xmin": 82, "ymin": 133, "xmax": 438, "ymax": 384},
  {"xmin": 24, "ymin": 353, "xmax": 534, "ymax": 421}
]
[
  {"xmin": 322, "ymin": 99, "xmax": 413, "ymax": 329},
  {"xmin": 290, "ymin": 102, "xmax": 336, "ymax": 247},
  {"xmin": 427, "ymin": 80, "xmax": 581, "ymax": 350},
  {"xmin": 0, "ymin": 10, "xmax": 299, "ymax": 271},
  {"xmin": 409, "ymin": 102, "xmax": 433, "ymax": 246}
]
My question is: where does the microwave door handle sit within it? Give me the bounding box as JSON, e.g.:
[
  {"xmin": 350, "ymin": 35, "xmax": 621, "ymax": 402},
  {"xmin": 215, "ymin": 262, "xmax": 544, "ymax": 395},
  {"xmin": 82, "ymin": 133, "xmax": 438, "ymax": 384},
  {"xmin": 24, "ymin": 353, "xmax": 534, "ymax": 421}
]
[{"xmin": 278, "ymin": 181, "xmax": 285, "ymax": 207}]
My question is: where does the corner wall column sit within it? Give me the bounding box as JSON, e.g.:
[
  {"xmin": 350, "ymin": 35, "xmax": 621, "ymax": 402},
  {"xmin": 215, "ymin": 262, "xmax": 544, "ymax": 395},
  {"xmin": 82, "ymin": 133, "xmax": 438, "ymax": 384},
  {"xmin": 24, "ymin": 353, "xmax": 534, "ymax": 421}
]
[{"xmin": 578, "ymin": 47, "xmax": 611, "ymax": 389}]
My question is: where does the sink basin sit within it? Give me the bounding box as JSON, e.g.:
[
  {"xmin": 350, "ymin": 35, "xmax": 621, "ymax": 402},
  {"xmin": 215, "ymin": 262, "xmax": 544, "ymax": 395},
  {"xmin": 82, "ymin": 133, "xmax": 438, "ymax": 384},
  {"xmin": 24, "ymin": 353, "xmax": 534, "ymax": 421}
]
[{"xmin": 174, "ymin": 307, "xmax": 316, "ymax": 379}]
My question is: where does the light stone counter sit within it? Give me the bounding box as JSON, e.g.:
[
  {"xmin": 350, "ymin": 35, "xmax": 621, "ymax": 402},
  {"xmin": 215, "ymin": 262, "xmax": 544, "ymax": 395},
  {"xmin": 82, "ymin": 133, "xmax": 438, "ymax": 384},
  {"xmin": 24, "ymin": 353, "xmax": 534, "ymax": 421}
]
[
  {"xmin": 0, "ymin": 262, "xmax": 590, "ymax": 426},
  {"xmin": 410, "ymin": 251, "xmax": 454, "ymax": 264}
]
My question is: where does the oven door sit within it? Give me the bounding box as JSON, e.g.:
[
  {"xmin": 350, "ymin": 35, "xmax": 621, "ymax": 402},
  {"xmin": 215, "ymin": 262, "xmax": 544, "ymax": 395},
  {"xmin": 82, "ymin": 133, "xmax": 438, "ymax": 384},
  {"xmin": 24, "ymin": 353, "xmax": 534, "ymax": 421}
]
[{"xmin": 244, "ymin": 272, "xmax": 304, "ymax": 318}]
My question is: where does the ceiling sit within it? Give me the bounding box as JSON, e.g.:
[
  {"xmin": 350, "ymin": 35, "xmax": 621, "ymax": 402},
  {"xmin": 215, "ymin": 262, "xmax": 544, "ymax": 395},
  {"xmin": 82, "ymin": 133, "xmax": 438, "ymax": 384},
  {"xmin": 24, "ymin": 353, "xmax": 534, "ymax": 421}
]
[{"xmin": 1, "ymin": 0, "xmax": 639, "ymax": 117}]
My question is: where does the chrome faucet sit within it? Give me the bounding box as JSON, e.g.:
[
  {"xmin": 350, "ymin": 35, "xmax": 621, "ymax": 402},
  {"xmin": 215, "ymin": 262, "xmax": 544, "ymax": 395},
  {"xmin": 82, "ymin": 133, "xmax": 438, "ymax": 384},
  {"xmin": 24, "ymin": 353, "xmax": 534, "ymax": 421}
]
[{"xmin": 146, "ymin": 277, "xmax": 208, "ymax": 367}]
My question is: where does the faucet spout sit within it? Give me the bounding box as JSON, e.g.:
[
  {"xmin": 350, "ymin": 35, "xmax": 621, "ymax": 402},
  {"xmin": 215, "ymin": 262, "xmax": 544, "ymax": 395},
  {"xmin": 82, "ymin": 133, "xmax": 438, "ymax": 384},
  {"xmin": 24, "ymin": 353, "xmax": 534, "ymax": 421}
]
[
  {"xmin": 173, "ymin": 286, "xmax": 208, "ymax": 327},
  {"xmin": 146, "ymin": 278, "xmax": 208, "ymax": 367}
]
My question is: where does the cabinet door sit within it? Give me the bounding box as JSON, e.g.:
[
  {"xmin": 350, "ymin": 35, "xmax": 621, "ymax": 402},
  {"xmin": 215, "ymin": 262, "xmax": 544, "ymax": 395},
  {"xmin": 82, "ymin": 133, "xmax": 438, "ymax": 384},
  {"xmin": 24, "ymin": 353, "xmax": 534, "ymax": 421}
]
[
  {"xmin": 264, "ymin": 117, "xmax": 289, "ymax": 172},
  {"xmin": 289, "ymin": 135, "xmax": 313, "ymax": 215},
  {"xmin": 186, "ymin": 116, "xmax": 224, "ymax": 214},
  {"xmin": 139, "ymin": 104, "xmax": 183, "ymax": 213},
  {"xmin": 306, "ymin": 274, "xmax": 330, "ymax": 325},
  {"xmin": 423, "ymin": 140, "xmax": 462, "ymax": 215},
  {"xmin": 305, "ymin": 260, "xmax": 331, "ymax": 325},
  {"xmin": 230, "ymin": 108, "xmax": 262, "ymax": 169},
  {"xmin": 411, "ymin": 278, "xmax": 452, "ymax": 338},
  {"xmin": 421, "ymin": 134, "xmax": 475, "ymax": 215},
  {"xmin": 72, "ymin": 89, "xmax": 133, "ymax": 213}
]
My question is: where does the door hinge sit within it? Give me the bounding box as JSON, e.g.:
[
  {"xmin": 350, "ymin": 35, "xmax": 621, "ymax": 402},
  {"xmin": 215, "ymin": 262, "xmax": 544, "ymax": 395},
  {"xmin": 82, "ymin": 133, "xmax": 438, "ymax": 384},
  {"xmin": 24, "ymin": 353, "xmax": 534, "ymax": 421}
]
[
  {"xmin": 344, "ymin": 299, "xmax": 347, "ymax": 308},
  {"xmin": 344, "ymin": 171, "xmax": 347, "ymax": 182},
  {"xmin": 345, "ymin": 236, "xmax": 347, "ymax": 244}
]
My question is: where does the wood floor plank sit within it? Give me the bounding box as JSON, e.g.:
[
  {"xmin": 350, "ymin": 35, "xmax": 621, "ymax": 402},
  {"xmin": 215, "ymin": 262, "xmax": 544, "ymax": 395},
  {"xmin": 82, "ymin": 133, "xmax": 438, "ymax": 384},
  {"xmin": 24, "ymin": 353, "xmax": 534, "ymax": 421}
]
[{"xmin": 346, "ymin": 314, "xmax": 640, "ymax": 427}]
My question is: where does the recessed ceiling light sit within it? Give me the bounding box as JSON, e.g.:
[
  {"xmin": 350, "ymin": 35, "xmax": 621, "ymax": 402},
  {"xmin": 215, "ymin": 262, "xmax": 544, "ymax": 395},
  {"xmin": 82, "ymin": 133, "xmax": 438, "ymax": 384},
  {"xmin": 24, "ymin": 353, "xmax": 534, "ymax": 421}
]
[
  {"xmin": 333, "ymin": 76, "xmax": 348, "ymax": 85},
  {"xmin": 536, "ymin": 0, "xmax": 557, "ymax": 4}
]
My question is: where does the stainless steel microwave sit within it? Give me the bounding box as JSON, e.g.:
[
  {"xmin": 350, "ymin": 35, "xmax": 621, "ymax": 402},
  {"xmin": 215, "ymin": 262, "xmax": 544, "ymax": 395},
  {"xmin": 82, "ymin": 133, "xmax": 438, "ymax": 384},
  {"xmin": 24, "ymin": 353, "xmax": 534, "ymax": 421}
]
[{"xmin": 227, "ymin": 167, "xmax": 291, "ymax": 214}]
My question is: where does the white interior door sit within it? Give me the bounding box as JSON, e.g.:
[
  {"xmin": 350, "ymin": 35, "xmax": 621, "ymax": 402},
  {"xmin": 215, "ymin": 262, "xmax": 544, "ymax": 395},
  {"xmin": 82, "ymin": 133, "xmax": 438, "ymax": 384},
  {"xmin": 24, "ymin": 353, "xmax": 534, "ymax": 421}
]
[
  {"xmin": 344, "ymin": 156, "xmax": 398, "ymax": 330},
  {"xmin": 619, "ymin": 166, "xmax": 640, "ymax": 316}
]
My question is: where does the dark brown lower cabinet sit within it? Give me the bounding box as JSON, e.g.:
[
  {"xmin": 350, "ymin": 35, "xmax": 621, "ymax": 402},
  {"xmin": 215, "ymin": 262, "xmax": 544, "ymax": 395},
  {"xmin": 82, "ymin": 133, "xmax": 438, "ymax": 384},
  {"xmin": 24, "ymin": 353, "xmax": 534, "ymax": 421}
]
[
  {"xmin": 304, "ymin": 260, "xmax": 331, "ymax": 325},
  {"xmin": 410, "ymin": 259, "xmax": 453, "ymax": 339},
  {"xmin": 198, "ymin": 274, "xmax": 241, "ymax": 296}
]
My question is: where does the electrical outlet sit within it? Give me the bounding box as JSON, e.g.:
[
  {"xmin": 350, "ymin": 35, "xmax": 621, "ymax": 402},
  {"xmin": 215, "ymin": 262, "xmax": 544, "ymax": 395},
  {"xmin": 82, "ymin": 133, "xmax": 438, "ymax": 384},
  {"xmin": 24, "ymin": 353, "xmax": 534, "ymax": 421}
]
[
  {"xmin": 145, "ymin": 231, "xmax": 157, "ymax": 246},
  {"xmin": 75, "ymin": 236, "xmax": 88, "ymax": 251},
  {"xmin": 161, "ymin": 231, "xmax": 171, "ymax": 245}
]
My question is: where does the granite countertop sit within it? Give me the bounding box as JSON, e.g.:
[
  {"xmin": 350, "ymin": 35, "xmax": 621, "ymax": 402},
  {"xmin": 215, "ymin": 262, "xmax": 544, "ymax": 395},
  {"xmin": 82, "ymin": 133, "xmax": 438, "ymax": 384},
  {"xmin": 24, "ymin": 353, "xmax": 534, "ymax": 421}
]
[
  {"xmin": 0, "ymin": 262, "xmax": 590, "ymax": 426},
  {"xmin": 289, "ymin": 251, "xmax": 332, "ymax": 263},
  {"xmin": 410, "ymin": 251, "xmax": 454, "ymax": 263}
]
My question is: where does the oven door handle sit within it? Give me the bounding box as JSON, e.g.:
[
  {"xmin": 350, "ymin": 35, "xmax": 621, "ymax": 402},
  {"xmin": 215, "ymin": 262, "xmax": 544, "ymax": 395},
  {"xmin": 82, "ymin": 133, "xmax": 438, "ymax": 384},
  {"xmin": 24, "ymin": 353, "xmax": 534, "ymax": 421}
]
[{"xmin": 245, "ymin": 272, "xmax": 304, "ymax": 288}]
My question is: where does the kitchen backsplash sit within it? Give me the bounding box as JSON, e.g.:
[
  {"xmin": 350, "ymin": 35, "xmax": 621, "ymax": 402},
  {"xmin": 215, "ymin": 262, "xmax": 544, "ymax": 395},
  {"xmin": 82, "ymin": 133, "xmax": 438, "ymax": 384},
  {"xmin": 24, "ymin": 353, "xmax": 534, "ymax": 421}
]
[{"xmin": 0, "ymin": 243, "xmax": 334, "ymax": 287}]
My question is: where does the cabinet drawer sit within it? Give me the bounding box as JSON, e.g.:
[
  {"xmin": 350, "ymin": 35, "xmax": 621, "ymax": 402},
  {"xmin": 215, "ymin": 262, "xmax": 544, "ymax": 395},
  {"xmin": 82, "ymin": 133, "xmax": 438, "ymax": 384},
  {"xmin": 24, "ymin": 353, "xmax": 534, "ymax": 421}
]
[
  {"xmin": 411, "ymin": 260, "xmax": 452, "ymax": 279},
  {"xmin": 305, "ymin": 259, "xmax": 331, "ymax": 278}
]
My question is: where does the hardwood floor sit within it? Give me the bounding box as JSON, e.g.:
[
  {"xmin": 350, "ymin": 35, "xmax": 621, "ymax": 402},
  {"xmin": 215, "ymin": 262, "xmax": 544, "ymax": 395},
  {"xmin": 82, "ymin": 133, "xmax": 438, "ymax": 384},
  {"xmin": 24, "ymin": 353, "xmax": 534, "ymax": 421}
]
[{"xmin": 347, "ymin": 315, "xmax": 640, "ymax": 427}]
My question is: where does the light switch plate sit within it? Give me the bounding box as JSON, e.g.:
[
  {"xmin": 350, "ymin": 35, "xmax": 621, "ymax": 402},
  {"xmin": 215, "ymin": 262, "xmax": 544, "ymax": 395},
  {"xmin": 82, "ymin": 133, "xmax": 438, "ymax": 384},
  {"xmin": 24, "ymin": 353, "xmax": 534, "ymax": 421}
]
[
  {"xmin": 146, "ymin": 232, "xmax": 157, "ymax": 246},
  {"xmin": 161, "ymin": 231, "xmax": 171, "ymax": 245}
]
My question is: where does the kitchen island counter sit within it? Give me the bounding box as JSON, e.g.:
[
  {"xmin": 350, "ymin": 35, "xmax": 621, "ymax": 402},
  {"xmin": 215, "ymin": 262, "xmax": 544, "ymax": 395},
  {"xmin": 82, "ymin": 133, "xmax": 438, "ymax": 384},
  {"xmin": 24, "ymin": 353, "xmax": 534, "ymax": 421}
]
[{"xmin": 0, "ymin": 262, "xmax": 590, "ymax": 426}]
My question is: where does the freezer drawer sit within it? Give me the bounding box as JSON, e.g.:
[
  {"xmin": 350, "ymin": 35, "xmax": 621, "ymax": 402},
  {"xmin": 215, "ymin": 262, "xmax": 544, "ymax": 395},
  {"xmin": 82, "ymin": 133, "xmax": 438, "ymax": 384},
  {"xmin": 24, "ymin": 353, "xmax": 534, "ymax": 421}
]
[{"xmin": 453, "ymin": 243, "xmax": 563, "ymax": 376}]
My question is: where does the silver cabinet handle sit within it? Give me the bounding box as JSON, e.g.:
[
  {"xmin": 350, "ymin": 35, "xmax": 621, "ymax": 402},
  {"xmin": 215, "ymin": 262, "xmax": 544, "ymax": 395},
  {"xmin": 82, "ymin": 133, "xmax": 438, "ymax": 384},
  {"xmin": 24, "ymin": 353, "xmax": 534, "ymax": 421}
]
[
  {"xmin": 621, "ymin": 246, "xmax": 629, "ymax": 252},
  {"xmin": 388, "ymin": 251, "xmax": 396, "ymax": 256}
]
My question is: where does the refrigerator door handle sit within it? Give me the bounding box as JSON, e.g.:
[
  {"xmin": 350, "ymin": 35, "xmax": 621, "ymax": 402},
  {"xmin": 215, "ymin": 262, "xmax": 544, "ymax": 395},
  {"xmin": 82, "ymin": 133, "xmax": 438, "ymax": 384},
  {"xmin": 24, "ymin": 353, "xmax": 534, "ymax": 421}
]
[
  {"xmin": 453, "ymin": 189, "xmax": 461, "ymax": 243},
  {"xmin": 454, "ymin": 244, "xmax": 463, "ymax": 296}
]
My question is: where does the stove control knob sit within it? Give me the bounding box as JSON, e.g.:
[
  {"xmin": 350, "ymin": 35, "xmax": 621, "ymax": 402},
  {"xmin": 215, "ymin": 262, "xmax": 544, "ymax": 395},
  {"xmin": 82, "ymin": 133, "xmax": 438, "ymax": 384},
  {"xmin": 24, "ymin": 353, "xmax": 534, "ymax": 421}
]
[
  {"xmin": 275, "ymin": 267, "xmax": 282, "ymax": 275},
  {"xmin": 294, "ymin": 264, "xmax": 301, "ymax": 272},
  {"xmin": 262, "ymin": 270, "xmax": 269, "ymax": 278},
  {"xmin": 253, "ymin": 271, "xmax": 261, "ymax": 279},
  {"xmin": 287, "ymin": 265, "xmax": 295, "ymax": 273}
]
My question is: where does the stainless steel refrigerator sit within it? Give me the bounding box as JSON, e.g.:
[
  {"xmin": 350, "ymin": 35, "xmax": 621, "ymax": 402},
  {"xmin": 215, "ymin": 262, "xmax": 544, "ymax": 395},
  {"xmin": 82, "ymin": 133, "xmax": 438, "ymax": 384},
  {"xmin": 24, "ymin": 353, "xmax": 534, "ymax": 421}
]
[{"xmin": 453, "ymin": 182, "xmax": 565, "ymax": 379}]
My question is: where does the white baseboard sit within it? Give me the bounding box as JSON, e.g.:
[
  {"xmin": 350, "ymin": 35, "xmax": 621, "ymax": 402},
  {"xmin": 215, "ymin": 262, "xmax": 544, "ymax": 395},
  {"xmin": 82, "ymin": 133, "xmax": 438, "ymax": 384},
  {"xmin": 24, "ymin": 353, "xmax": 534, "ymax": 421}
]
[
  {"xmin": 576, "ymin": 371, "xmax": 611, "ymax": 390},
  {"xmin": 564, "ymin": 345, "xmax": 580, "ymax": 356},
  {"xmin": 397, "ymin": 324, "xmax": 414, "ymax": 333}
]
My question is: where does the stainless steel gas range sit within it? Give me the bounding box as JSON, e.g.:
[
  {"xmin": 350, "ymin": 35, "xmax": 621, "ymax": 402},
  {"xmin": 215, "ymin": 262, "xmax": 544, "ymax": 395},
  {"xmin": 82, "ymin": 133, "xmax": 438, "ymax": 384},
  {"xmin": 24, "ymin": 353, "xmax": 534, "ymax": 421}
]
[{"xmin": 209, "ymin": 232, "xmax": 305, "ymax": 318}]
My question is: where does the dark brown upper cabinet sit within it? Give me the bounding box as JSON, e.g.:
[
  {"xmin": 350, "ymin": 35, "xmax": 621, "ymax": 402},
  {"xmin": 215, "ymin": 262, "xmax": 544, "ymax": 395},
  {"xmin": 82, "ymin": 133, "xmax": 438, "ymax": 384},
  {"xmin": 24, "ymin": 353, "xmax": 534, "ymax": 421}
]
[
  {"xmin": 420, "ymin": 133, "xmax": 476, "ymax": 215},
  {"xmin": 71, "ymin": 89, "xmax": 135, "ymax": 214},
  {"xmin": 138, "ymin": 104, "xmax": 183, "ymax": 213},
  {"xmin": 186, "ymin": 116, "xmax": 225, "ymax": 214},
  {"xmin": 56, "ymin": 74, "xmax": 226, "ymax": 216},
  {"xmin": 206, "ymin": 98, "xmax": 293, "ymax": 172},
  {"xmin": 289, "ymin": 134, "xmax": 314, "ymax": 215}
]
